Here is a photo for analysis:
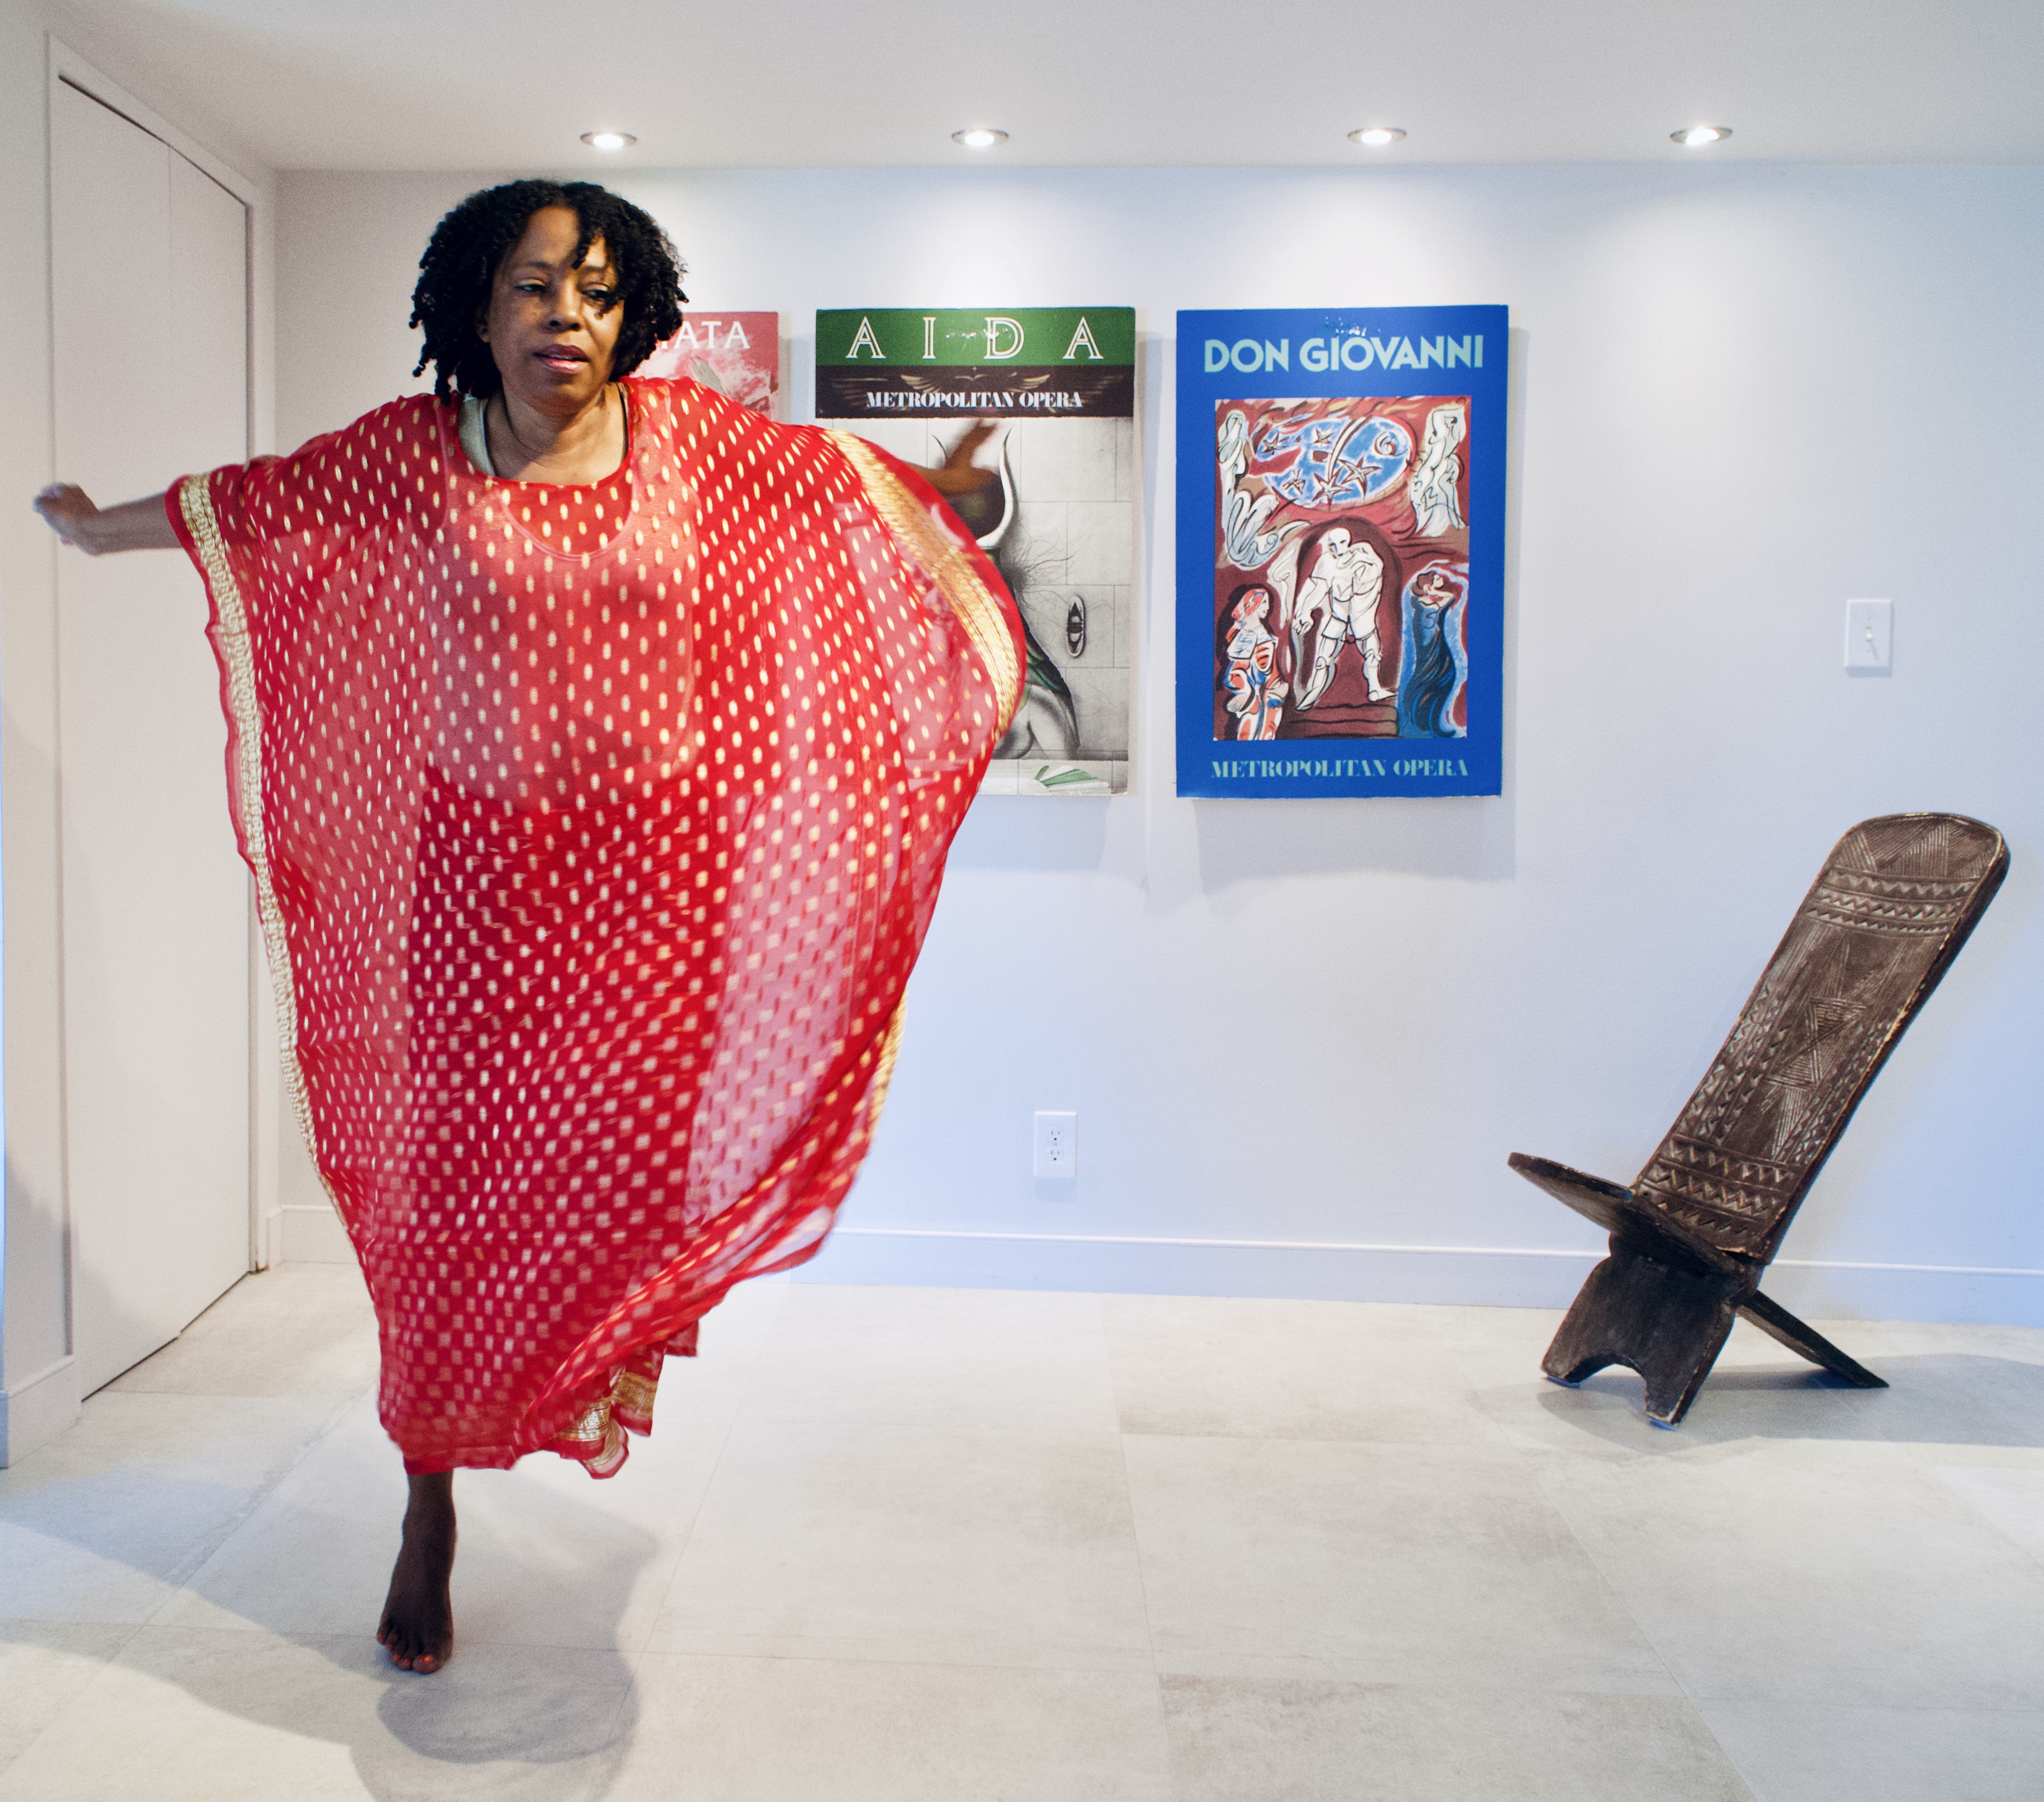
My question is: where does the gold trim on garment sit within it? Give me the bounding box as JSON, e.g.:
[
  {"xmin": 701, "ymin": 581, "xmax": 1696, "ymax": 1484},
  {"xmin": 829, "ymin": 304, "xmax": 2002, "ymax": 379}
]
[
  {"xmin": 557, "ymin": 1395, "xmax": 615, "ymax": 1443},
  {"xmin": 556, "ymin": 1391, "xmax": 628, "ymax": 1474},
  {"xmin": 175, "ymin": 476, "xmax": 335, "ymax": 1206},
  {"xmin": 865, "ymin": 999, "xmax": 908, "ymax": 1133},
  {"xmin": 554, "ymin": 1366, "xmax": 655, "ymax": 1473},
  {"xmin": 613, "ymin": 1370, "xmax": 659, "ymax": 1418},
  {"xmin": 826, "ymin": 432, "xmax": 1023, "ymax": 726}
]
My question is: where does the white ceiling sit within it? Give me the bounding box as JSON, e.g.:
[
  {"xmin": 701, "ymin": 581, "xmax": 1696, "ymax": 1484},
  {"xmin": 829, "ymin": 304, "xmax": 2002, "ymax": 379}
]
[{"xmin": 46, "ymin": 0, "xmax": 2044, "ymax": 172}]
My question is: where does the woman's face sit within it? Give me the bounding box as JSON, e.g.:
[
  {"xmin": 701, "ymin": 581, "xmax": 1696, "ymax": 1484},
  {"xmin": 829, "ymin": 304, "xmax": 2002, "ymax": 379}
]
[{"xmin": 477, "ymin": 205, "xmax": 623, "ymax": 414}]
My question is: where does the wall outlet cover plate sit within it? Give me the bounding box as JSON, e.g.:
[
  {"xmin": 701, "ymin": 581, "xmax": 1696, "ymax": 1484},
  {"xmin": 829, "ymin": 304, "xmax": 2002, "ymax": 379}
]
[{"xmin": 1033, "ymin": 1110, "xmax": 1076, "ymax": 1179}]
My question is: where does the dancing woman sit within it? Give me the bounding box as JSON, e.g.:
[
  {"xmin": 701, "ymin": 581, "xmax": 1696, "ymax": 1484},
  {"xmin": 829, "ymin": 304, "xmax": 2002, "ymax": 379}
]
[{"xmin": 34, "ymin": 181, "xmax": 1023, "ymax": 1672}]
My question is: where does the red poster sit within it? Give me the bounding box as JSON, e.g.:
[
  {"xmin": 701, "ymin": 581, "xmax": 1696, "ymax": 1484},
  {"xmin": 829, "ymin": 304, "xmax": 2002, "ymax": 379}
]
[{"xmin": 639, "ymin": 312, "xmax": 779, "ymax": 417}]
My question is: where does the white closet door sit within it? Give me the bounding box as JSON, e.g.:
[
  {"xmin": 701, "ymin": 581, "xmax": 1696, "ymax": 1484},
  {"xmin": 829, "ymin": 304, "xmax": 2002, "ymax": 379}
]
[{"xmin": 52, "ymin": 80, "xmax": 253, "ymax": 1395}]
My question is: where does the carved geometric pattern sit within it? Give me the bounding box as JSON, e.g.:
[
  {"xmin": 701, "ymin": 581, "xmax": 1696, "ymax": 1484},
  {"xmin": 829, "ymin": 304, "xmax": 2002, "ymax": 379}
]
[{"xmin": 1633, "ymin": 814, "xmax": 2005, "ymax": 1260}]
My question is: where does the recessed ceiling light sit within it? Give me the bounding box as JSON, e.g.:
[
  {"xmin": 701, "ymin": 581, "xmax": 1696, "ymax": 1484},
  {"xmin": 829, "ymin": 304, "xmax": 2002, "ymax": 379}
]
[
  {"xmin": 951, "ymin": 128, "xmax": 1009, "ymax": 149},
  {"xmin": 580, "ymin": 131, "xmax": 636, "ymax": 151},
  {"xmin": 1348, "ymin": 126, "xmax": 1407, "ymax": 147},
  {"xmin": 1672, "ymin": 125, "xmax": 1731, "ymax": 147}
]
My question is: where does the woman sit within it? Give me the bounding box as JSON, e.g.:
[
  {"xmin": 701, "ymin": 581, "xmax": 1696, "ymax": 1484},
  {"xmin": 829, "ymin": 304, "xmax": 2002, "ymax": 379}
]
[
  {"xmin": 1217, "ymin": 584, "xmax": 1286, "ymax": 740},
  {"xmin": 1396, "ymin": 563, "xmax": 1469, "ymax": 738},
  {"xmin": 34, "ymin": 180, "xmax": 1023, "ymax": 1673}
]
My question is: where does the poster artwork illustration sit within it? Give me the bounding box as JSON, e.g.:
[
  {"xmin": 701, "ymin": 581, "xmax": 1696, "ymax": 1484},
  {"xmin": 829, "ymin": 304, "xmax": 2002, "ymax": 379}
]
[
  {"xmin": 639, "ymin": 312, "xmax": 779, "ymax": 416},
  {"xmin": 1175, "ymin": 306, "xmax": 1504, "ymax": 798},
  {"xmin": 816, "ymin": 307, "xmax": 1138, "ymax": 796},
  {"xmin": 1215, "ymin": 394, "xmax": 1470, "ymax": 744}
]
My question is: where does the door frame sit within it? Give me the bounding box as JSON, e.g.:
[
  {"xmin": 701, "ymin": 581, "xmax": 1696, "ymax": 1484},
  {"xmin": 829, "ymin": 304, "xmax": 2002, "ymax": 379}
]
[{"xmin": 45, "ymin": 40, "xmax": 282, "ymax": 1290}]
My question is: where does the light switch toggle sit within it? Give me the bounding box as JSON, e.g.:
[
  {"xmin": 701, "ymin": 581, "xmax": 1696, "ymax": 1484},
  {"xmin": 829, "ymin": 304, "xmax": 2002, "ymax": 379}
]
[{"xmin": 1845, "ymin": 599, "xmax": 1893, "ymax": 673}]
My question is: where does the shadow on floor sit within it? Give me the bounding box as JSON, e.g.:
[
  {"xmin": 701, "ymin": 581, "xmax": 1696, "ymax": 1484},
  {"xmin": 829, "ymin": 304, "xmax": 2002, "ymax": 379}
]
[
  {"xmin": 1534, "ymin": 1352, "xmax": 2044, "ymax": 1453},
  {"xmin": 2, "ymin": 1432, "xmax": 654, "ymax": 1799}
]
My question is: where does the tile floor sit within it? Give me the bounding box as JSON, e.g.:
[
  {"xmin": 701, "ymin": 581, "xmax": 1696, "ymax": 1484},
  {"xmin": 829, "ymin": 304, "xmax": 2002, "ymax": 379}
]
[{"xmin": 3, "ymin": 1267, "xmax": 2041, "ymax": 1800}]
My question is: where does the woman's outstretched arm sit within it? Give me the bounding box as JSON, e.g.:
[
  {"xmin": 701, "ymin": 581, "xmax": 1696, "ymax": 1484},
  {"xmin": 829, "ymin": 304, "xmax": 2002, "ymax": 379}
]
[{"xmin": 33, "ymin": 484, "xmax": 181, "ymax": 555}]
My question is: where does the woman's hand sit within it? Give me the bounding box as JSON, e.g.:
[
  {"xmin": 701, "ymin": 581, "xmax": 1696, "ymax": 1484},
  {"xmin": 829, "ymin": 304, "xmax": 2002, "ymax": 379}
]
[
  {"xmin": 922, "ymin": 421, "xmax": 999, "ymax": 498},
  {"xmin": 33, "ymin": 485, "xmax": 180, "ymax": 554},
  {"xmin": 35, "ymin": 484, "xmax": 103, "ymax": 552}
]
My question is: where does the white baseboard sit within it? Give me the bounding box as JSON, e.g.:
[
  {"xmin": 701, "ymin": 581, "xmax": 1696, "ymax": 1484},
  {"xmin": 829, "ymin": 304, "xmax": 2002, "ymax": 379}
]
[
  {"xmin": 801, "ymin": 1229, "xmax": 1598, "ymax": 1308},
  {"xmin": 795, "ymin": 1228, "xmax": 2044, "ymax": 1327},
  {"xmin": 277, "ymin": 1202, "xmax": 354, "ymax": 1264},
  {"xmin": 1763, "ymin": 1257, "xmax": 2044, "ymax": 1328},
  {"xmin": 271, "ymin": 1205, "xmax": 2044, "ymax": 1326},
  {"xmin": 0, "ymin": 1354, "xmax": 82, "ymax": 1467}
]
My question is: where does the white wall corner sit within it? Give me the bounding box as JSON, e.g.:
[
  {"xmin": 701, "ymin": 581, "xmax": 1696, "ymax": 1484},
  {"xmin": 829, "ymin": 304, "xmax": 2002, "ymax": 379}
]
[
  {"xmin": 250, "ymin": 889, "xmax": 283, "ymax": 1270},
  {"xmin": 278, "ymin": 1202, "xmax": 354, "ymax": 1264},
  {"xmin": 253, "ymin": 1206, "xmax": 283, "ymax": 1272},
  {"xmin": 0, "ymin": 1352, "xmax": 81, "ymax": 1467}
]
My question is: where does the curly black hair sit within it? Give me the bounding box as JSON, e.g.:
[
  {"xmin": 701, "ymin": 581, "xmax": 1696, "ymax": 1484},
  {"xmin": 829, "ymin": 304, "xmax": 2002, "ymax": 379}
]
[{"xmin": 408, "ymin": 180, "xmax": 686, "ymax": 401}]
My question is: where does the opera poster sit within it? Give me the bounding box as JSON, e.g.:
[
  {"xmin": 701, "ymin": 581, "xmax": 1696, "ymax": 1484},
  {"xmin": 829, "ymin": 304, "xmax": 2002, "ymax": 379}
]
[
  {"xmin": 641, "ymin": 312, "xmax": 780, "ymax": 417},
  {"xmin": 1175, "ymin": 306, "xmax": 1507, "ymax": 798},
  {"xmin": 817, "ymin": 307, "xmax": 1138, "ymax": 796}
]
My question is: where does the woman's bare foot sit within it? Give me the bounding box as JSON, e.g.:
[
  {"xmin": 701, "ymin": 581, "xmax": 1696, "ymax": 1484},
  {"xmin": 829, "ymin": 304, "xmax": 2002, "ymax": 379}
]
[{"xmin": 378, "ymin": 1470, "xmax": 455, "ymax": 1673}]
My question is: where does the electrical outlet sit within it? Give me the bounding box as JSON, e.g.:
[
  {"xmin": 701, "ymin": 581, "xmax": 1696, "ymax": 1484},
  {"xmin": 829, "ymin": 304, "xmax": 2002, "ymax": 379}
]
[{"xmin": 1033, "ymin": 1111, "xmax": 1076, "ymax": 1179}]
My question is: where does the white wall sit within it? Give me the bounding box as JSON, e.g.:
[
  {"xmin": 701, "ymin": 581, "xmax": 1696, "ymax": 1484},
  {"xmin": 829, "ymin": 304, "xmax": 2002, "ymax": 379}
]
[
  {"xmin": 1, "ymin": 0, "xmax": 73, "ymax": 1458},
  {"xmin": 273, "ymin": 163, "xmax": 2044, "ymax": 1324},
  {"xmin": 0, "ymin": 0, "xmax": 276, "ymax": 1462}
]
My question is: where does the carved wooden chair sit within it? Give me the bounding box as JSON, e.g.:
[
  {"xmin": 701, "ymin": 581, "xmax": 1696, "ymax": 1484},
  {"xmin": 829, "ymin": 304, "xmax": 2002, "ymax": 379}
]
[{"xmin": 1511, "ymin": 813, "xmax": 2007, "ymax": 1426}]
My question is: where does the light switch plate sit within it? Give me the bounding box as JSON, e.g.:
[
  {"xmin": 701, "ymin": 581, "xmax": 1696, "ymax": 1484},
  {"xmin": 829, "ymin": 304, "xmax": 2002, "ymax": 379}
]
[{"xmin": 1845, "ymin": 598, "xmax": 1893, "ymax": 672}]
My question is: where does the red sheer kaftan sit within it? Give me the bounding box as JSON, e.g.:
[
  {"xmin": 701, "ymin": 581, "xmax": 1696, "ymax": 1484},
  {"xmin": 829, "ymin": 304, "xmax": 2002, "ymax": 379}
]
[{"xmin": 166, "ymin": 378, "xmax": 1023, "ymax": 1475}]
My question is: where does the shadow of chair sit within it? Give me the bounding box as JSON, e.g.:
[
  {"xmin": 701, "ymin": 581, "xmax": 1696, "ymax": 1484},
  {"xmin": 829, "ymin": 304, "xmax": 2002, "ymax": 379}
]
[{"xmin": 1510, "ymin": 813, "xmax": 2008, "ymax": 1427}]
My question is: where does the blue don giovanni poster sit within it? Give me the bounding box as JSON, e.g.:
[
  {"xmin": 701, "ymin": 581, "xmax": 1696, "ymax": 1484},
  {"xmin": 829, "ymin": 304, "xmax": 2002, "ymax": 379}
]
[{"xmin": 1175, "ymin": 306, "xmax": 1507, "ymax": 798}]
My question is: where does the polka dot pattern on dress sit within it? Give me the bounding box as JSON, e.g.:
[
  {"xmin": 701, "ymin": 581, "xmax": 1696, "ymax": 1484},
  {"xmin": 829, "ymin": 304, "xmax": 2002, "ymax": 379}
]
[{"xmin": 169, "ymin": 378, "xmax": 1024, "ymax": 1476}]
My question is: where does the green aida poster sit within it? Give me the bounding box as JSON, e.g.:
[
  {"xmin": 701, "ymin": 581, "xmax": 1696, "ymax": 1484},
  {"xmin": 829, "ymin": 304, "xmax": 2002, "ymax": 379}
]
[{"xmin": 817, "ymin": 307, "xmax": 1138, "ymax": 796}]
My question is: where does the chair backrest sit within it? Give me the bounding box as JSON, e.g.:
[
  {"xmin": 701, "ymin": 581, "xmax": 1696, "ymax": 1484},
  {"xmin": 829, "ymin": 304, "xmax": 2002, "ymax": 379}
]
[{"xmin": 1633, "ymin": 814, "xmax": 2007, "ymax": 1264}]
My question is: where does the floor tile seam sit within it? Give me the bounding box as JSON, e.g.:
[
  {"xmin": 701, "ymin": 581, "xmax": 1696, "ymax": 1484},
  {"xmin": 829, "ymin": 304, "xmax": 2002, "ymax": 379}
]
[
  {"xmin": 1683, "ymin": 1687, "xmax": 2044, "ymax": 1715},
  {"xmin": 1953, "ymin": 1514, "xmax": 2044, "ymax": 1576},
  {"xmin": 1110, "ymin": 1425, "xmax": 1206, "ymax": 1800},
  {"xmin": 604, "ymin": 1536, "xmax": 703, "ymax": 1660},
  {"xmin": 734, "ymin": 1412, "xmax": 1130, "ymax": 1437},
  {"xmin": 1522, "ymin": 1459, "xmax": 1708, "ymax": 1723},
  {"xmin": 593, "ymin": 1644, "xmax": 651, "ymax": 1751},
  {"xmin": 423, "ymin": 1629, "xmax": 669, "ymax": 1660},
  {"xmin": 1113, "ymin": 1425, "xmax": 1546, "ymax": 1461},
  {"xmin": 1116, "ymin": 1430, "xmax": 1166, "ymax": 1683},
  {"xmin": 123, "ymin": 1617, "xmax": 649, "ymax": 1665},
  {"xmin": 1921, "ymin": 1471, "xmax": 2044, "ymax": 1576},
  {"xmin": 635, "ymin": 1416, "xmax": 739, "ymax": 1633},
  {"xmin": 0, "ymin": 1615, "xmax": 154, "ymax": 1784},
  {"xmin": 141, "ymin": 1388, "xmax": 371, "ymax": 1621},
  {"xmin": 120, "ymin": 1621, "xmax": 363, "ymax": 1649},
  {"xmin": 107, "ymin": 1613, "xmax": 690, "ymax": 1656},
  {"xmin": 629, "ymin": 1643, "xmax": 1175, "ymax": 1684},
  {"xmin": 1146, "ymin": 1667, "xmax": 1738, "ymax": 1703},
  {"xmin": 722, "ymin": 1415, "xmax": 1131, "ymax": 1442},
  {"xmin": 99, "ymin": 1380, "xmax": 375, "ymax": 1401},
  {"xmin": 638, "ymin": 1633, "xmax": 1158, "ymax": 1669},
  {"xmin": 1109, "ymin": 1422, "xmax": 1535, "ymax": 1448},
  {"xmin": 712, "ymin": 1321, "xmax": 783, "ymax": 1419}
]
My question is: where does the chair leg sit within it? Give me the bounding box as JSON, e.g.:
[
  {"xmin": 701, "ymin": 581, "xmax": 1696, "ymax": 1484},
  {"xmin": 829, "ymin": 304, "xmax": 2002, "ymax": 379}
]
[
  {"xmin": 1736, "ymin": 1289, "xmax": 1888, "ymax": 1389},
  {"xmin": 1544, "ymin": 1248, "xmax": 1743, "ymax": 1427}
]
